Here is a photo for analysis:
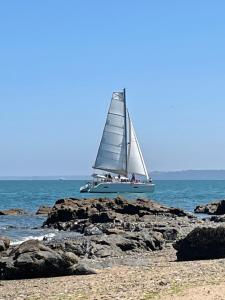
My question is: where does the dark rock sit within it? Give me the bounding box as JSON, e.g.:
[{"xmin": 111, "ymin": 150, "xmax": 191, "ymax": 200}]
[
  {"xmin": 88, "ymin": 236, "xmax": 122, "ymax": 257},
  {"xmin": 167, "ymin": 207, "xmax": 188, "ymax": 217},
  {"xmin": 122, "ymin": 231, "xmax": 164, "ymax": 251},
  {"xmin": 0, "ymin": 239, "xmax": 80, "ymax": 279},
  {"xmin": 52, "ymin": 229, "xmax": 164, "ymax": 259},
  {"xmin": 55, "ymin": 198, "xmax": 80, "ymax": 205},
  {"xmin": 36, "ymin": 206, "xmax": 52, "ymax": 215},
  {"xmin": 174, "ymin": 226, "xmax": 225, "ymax": 261},
  {"xmin": 89, "ymin": 212, "xmax": 116, "ymax": 223},
  {"xmin": 194, "ymin": 200, "xmax": 225, "ymax": 215},
  {"xmin": 92, "ymin": 245, "xmax": 114, "ymax": 258},
  {"xmin": 208, "ymin": 215, "xmax": 225, "ymax": 222},
  {"xmin": 153, "ymin": 228, "xmax": 179, "ymax": 241},
  {"xmin": 90, "ymin": 231, "xmax": 164, "ymax": 253},
  {"xmin": 43, "ymin": 197, "xmax": 190, "ymax": 231},
  {"xmin": 56, "ymin": 237, "xmax": 121, "ymax": 258},
  {"xmin": 72, "ymin": 262, "xmax": 97, "ymax": 275},
  {"xmin": 64, "ymin": 240, "xmax": 89, "ymax": 257},
  {"xmin": 0, "ymin": 237, "xmax": 10, "ymax": 251},
  {"xmin": 0, "ymin": 209, "xmax": 27, "ymax": 216}
]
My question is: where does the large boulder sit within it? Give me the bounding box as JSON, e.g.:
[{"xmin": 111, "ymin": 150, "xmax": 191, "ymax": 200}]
[
  {"xmin": 0, "ymin": 239, "xmax": 91, "ymax": 280},
  {"xmin": 174, "ymin": 226, "xmax": 225, "ymax": 261},
  {"xmin": 194, "ymin": 200, "xmax": 225, "ymax": 215},
  {"xmin": 71, "ymin": 262, "xmax": 97, "ymax": 275},
  {"xmin": 0, "ymin": 209, "xmax": 27, "ymax": 215},
  {"xmin": 55, "ymin": 230, "xmax": 164, "ymax": 258}
]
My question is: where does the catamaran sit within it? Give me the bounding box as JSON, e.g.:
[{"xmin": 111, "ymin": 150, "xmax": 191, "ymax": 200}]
[{"xmin": 80, "ymin": 89, "xmax": 155, "ymax": 193}]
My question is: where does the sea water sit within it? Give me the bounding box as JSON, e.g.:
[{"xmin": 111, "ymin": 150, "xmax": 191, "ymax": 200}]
[{"xmin": 1, "ymin": 180, "xmax": 225, "ymax": 243}]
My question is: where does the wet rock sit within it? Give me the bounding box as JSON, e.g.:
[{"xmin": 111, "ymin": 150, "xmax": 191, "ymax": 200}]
[
  {"xmin": 194, "ymin": 200, "xmax": 225, "ymax": 215},
  {"xmin": 36, "ymin": 206, "xmax": 52, "ymax": 215},
  {"xmin": 0, "ymin": 239, "xmax": 83, "ymax": 279},
  {"xmin": 0, "ymin": 209, "xmax": 27, "ymax": 216},
  {"xmin": 174, "ymin": 226, "xmax": 225, "ymax": 261}
]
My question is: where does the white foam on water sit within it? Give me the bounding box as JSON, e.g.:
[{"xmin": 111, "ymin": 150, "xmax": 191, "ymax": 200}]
[{"xmin": 11, "ymin": 232, "xmax": 56, "ymax": 245}]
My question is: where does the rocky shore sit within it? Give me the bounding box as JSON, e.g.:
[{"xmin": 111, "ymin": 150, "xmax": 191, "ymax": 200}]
[
  {"xmin": 1, "ymin": 197, "xmax": 225, "ymax": 299},
  {"xmin": 194, "ymin": 199, "xmax": 225, "ymax": 215}
]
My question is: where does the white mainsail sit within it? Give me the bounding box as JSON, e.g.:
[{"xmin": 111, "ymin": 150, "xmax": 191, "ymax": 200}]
[
  {"xmin": 93, "ymin": 89, "xmax": 149, "ymax": 180},
  {"xmin": 127, "ymin": 114, "xmax": 149, "ymax": 180},
  {"xmin": 93, "ymin": 92, "xmax": 127, "ymax": 175}
]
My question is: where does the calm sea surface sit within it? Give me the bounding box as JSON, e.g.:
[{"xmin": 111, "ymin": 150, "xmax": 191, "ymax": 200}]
[{"xmin": 1, "ymin": 180, "xmax": 225, "ymax": 243}]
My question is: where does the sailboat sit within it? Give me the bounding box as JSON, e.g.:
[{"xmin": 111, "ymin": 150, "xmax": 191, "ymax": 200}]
[{"xmin": 80, "ymin": 89, "xmax": 155, "ymax": 193}]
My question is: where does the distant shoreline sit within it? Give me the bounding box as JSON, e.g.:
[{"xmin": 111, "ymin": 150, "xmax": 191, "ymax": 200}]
[{"xmin": 3, "ymin": 170, "xmax": 225, "ymax": 180}]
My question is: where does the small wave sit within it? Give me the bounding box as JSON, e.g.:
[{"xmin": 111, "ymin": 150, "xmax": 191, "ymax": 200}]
[
  {"xmin": 11, "ymin": 232, "xmax": 56, "ymax": 245},
  {"xmin": 0, "ymin": 192, "xmax": 17, "ymax": 195}
]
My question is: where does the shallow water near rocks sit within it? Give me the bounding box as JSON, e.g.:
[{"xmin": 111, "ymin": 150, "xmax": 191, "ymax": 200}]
[{"xmin": 1, "ymin": 180, "xmax": 225, "ymax": 243}]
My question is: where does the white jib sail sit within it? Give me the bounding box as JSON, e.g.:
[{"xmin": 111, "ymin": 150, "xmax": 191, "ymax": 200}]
[
  {"xmin": 127, "ymin": 114, "xmax": 149, "ymax": 180},
  {"xmin": 93, "ymin": 92, "xmax": 127, "ymax": 175}
]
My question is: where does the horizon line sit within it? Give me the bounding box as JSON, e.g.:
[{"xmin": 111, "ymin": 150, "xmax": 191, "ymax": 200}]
[{"xmin": 2, "ymin": 169, "xmax": 225, "ymax": 177}]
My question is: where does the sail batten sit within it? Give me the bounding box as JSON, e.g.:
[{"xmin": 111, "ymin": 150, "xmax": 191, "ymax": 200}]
[{"xmin": 93, "ymin": 92, "xmax": 127, "ymax": 175}]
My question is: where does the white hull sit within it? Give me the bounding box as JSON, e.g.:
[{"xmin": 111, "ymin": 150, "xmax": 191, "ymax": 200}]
[{"xmin": 80, "ymin": 182, "xmax": 155, "ymax": 193}]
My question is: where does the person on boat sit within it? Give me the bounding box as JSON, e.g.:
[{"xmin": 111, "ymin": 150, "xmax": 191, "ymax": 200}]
[
  {"xmin": 131, "ymin": 173, "xmax": 135, "ymax": 182},
  {"xmin": 118, "ymin": 174, "xmax": 121, "ymax": 182},
  {"xmin": 107, "ymin": 173, "xmax": 112, "ymax": 182}
]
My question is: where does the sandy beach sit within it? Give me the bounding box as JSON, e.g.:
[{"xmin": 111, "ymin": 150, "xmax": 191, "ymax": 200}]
[{"xmin": 1, "ymin": 245, "xmax": 225, "ymax": 300}]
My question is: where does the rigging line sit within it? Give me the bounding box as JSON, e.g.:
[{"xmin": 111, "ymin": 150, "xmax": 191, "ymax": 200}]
[{"xmin": 108, "ymin": 112, "xmax": 124, "ymax": 118}]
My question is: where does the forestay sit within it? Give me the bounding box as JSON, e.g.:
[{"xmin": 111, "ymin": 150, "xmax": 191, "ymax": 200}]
[{"xmin": 93, "ymin": 92, "xmax": 127, "ymax": 175}]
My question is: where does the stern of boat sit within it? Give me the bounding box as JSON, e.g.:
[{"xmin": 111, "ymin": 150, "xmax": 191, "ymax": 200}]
[{"xmin": 80, "ymin": 183, "xmax": 92, "ymax": 193}]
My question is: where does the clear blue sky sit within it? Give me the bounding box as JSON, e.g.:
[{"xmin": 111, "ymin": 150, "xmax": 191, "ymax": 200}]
[{"xmin": 1, "ymin": 0, "xmax": 225, "ymax": 176}]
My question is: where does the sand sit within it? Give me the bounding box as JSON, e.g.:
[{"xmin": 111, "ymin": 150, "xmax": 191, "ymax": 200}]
[{"xmin": 1, "ymin": 247, "xmax": 225, "ymax": 300}]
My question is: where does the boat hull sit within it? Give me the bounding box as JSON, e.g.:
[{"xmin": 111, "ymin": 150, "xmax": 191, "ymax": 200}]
[{"xmin": 80, "ymin": 182, "xmax": 155, "ymax": 193}]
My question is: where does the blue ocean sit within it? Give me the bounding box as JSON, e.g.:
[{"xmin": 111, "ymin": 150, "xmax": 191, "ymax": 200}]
[{"xmin": 1, "ymin": 180, "xmax": 225, "ymax": 244}]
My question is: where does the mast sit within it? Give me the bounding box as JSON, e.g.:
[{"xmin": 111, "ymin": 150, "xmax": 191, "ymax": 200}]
[{"xmin": 123, "ymin": 88, "xmax": 128, "ymax": 177}]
